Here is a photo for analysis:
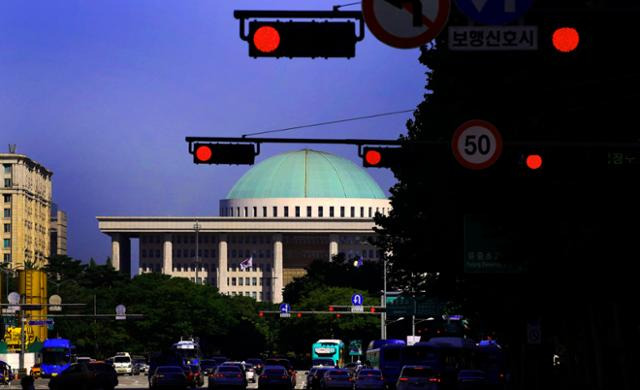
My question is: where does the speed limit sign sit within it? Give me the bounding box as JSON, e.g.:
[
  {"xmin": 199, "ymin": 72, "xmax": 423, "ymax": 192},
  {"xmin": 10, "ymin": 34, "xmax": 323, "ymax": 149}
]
[{"xmin": 452, "ymin": 119, "xmax": 503, "ymax": 170}]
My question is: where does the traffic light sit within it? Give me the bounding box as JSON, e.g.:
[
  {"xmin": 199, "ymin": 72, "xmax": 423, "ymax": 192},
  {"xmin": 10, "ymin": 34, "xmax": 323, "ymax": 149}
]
[
  {"xmin": 192, "ymin": 143, "xmax": 256, "ymax": 165},
  {"xmin": 248, "ymin": 21, "xmax": 357, "ymax": 58},
  {"xmin": 328, "ymin": 306, "xmax": 334, "ymax": 312},
  {"xmin": 259, "ymin": 311, "xmax": 264, "ymax": 317},
  {"xmin": 362, "ymin": 147, "xmax": 402, "ymax": 168}
]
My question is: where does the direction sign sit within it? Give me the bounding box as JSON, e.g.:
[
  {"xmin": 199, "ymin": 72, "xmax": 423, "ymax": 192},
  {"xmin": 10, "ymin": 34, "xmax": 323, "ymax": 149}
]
[
  {"xmin": 452, "ymin": 119, "xmax": 503, "ymax": 170},
  {"xmin": 454, "ymin": 0, "xmax": 534, "ymax": 25},
  {"xmin": 279, "ymin": 303, "xmax": 291, "ymax": 313},
  {"xmin": 362, "ymin": 0, "xmax": 451, "ymax": 49},
  {"xmin": 351, "ymin": 294, "xmax": 363, "ymax": 306},
  {"xmin": 28, "ymin": 319, "xmax": 54, "ymax": 326}
]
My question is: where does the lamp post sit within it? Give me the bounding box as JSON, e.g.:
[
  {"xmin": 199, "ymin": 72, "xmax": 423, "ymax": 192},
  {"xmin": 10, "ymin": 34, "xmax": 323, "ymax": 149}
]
[
  {"xmin": 381, "ymin": 257, "xmax": 387, "ymax": 339},
  {"xmin": 194, "ymin": 220, "xmax": 201, "ymax": 285}
]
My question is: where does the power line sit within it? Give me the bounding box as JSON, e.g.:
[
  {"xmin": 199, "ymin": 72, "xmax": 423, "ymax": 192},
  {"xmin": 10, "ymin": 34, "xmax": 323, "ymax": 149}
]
[
  {"xmin": 333, "ymin": 2, "xmax": 362, "ymax": 10},
  {"xmin": 241, "ymin": 109, "xmax": 415, "ymax": 137}
]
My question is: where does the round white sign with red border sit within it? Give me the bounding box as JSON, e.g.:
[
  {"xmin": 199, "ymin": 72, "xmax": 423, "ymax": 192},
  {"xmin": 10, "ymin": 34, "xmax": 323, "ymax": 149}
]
[
  {"xmin": 452, "ymin": 119, "xmax": 503, "ymax": 170},
  {"xmin": 362, "ymin": 0, "xmax": 451, "ymax": 49}
]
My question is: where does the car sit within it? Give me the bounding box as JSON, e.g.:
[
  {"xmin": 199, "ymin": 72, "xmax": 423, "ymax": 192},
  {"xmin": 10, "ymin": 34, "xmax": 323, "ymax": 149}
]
[
  {"xmin": 30, "ymin": 363, "xmax": 42, "ymax": 379},
  {"xmin": 112, "ymin": 352, "xmax": 134, "ymax": 375},
  {"xmin": 209, "ymin": 364, "xmax": 247, "ymax": 390},
  {"xmin": 354, "ymin": 369, "xmax": 385, "ymax": 390},
  {"xmin": 76, "ymin": 356, "xmax": 94, "ymax": 365},
  {"xmin": 200, "ymin": 359, "xmax": 218, "ymax": 376},
  {"xmin": 264, "ymin": 358, "xmax": 296, "ymax": 388},
  {"xmin": 48, "ymin": 362, "xmax": 118, "ymax": 390},
  {"xmin": 0, "ymin": 361, "xmax": 12, "ymax": 385},
  {"xmin": 258, "ymin": 365, "xmax": 292, "ymax": 390},
  {"xmin": 396, "ymin": 365, "xmax": 442, "ymax": 390},
  {"xmin": 320, "ymin": 369, "xmax": 354, "ymax": 390},
  {"xmin": 132, "ymin": 355, "xmax": 149, "ymax": 374},
  {"xmin": 150, "ymin": 366, "xmax": 190, "ymax": 389},
  {"xmin": 188, "ymin": 364, "xmax": 205, "ymax": 387},
  {"xmin": 306, "ymin": 367, "xmax": 318, "ymax": 389},
  {"xmin": 149, "ymin": 354, "xmax": 183, "ymax": 385},
  {"xmin": 246, "ymin": 358, "xmax": 264, "ymax": 375},
  {"xmin": 310, "ymin": 367, "xmax": 332, "ymax": 390}
]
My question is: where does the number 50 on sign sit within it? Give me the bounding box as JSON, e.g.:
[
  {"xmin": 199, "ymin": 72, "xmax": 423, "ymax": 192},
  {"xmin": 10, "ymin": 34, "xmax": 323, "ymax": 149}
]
[{"xmin": 452, "ymin": 119, "xmax": 503, "ymax": 170}]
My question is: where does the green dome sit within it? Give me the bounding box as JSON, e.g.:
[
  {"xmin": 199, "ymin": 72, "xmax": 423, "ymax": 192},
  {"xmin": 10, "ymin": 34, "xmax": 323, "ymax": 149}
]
[{"xmin": 226, "ymin": 149, "xmax": 386, "ymax": 199}]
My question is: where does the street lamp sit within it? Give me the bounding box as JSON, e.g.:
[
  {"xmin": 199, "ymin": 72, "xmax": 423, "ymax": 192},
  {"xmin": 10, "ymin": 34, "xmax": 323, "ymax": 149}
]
[
  {"xmin": 386, "ymin": 317, "xmax": 405, "ymax": 325},
  {"xmin": 194, "ymin": 220, "xmax": 201, "ymax": 285},
  {"xmin": 412, "ymin": 317, "xmax": 435, "ymax": 337}
]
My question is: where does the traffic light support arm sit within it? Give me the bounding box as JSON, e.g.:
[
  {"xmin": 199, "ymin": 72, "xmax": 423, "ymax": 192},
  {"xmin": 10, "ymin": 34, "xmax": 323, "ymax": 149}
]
[{"xmin": 233, "ymin": 10, "xmax": 365, "ymax": 42}]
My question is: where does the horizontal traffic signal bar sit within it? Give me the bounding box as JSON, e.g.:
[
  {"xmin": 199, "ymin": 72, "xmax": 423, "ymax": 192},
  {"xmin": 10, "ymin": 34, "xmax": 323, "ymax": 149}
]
[{"xmin": 258, "ymin": 310, "xmax": 383, "ymax": 315}]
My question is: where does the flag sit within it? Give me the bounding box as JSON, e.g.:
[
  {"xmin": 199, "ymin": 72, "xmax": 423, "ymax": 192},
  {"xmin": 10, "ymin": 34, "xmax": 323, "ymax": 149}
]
[{"xmin": 239, "ymin": 256, "xmax": 253, "ymax": 271}]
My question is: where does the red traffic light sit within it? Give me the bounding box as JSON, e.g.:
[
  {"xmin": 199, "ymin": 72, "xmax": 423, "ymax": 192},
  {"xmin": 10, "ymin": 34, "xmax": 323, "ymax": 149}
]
[
  {"xmin": 526, "ymin": 154, "xmax": 543, "ymax": 170},
  {"xmin": 259, "ymin": 311, "xmax": 264, "ymax": 317},
  {"xmin": 195, "ymin": 145, "xmax": 213, "ymax": 163},
  {"xmin": 369, "ymin": 307, "xmax": 376, "ymax": 313},
  {"xmin": 364, "ymin": 150, "xmax": 382, "ymax": 166},
  {"xmin": 362, "ymin": 146, "xmax": 401, "ymax": 168},
  {"xmin": 253, "ymin": 25, "xmax": 280, "ymax": 53},
  {"xmin": 552, "ymin": 27, "xmax": 580, "ymax": 53},
  {"xmin": 297, "ymin": 313, "xmax": 302, "ymax": 318},
  {"xmin": 336, "ymin": 314, "xmax": 341, "ymax": 318},
  {"xmin": 329, "ymin": 306, "xmax": 334, "ymax": 312}
]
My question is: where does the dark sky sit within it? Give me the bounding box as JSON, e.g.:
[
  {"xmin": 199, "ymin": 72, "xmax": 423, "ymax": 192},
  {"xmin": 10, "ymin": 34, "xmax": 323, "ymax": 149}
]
[{"xmin": 1, "ymin": 0, "xmax": 427, "ymax": 265}]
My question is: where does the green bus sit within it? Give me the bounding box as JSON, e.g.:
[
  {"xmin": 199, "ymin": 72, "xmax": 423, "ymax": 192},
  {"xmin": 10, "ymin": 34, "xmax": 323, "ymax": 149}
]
[{"xmin": 311, "ymin": 339, "xmax": 345, "ymax": 367}]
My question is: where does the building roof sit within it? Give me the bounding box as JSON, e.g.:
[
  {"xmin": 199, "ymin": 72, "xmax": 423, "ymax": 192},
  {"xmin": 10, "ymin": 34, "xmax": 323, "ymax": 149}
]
[{"xmin": 226, "ymin": 149, "xmax": 386, "ymax": 199}]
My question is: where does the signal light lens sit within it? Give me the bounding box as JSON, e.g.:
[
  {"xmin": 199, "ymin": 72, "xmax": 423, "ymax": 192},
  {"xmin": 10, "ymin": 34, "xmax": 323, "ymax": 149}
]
[
  {"xmin": 259, "ymin": 311, "xmax": 264, "ymax": 317},
  {"xmin": 364, "ymin": 150, "xmax": 382, "ymax": 166},
  {"xmin": 195, "ymin": 145, "xmax": 212, "ymax": 162},
  {"xmin": 370, "ymin": 307, "xmax": 376, "ymax": 313},
  {"xmin": 329, "ymin": 306, "xmax": 334, "ymax": 312},
  {"xmin": 254, "ymin": 26, "xmax": 280, "ymax": 53},
  {"xmin": 552, "ymin": 27, "xmax": 580, "ymax": 53},
  {"xmin": 297, "ymin": 313, "xmax": 302, "ymax": 318},
  {"xmin": 526, "ymin": 154, "xmax": 543, "ymax": 170},
  {"xmin": 336, "ymin": 314, "xmax": 341, "ymax": 318}
]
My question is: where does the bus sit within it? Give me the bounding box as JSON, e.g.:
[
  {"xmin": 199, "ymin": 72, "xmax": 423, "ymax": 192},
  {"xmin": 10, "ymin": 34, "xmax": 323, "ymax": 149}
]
[
  {"xmin": 171, "ymin": 338, "xmax": 201, "ymax": 366},
  {"xmin": 311, "ymin": 339, "xmax": 345, "ymax": 368},
  {"xmin": 474, "ymin": 340, "xmax": 508, "ymax": 389},
  {"xmin": 409, "ymin": 337, "xmax": 477, "ymax": 386},
  {"xmin": 40, "ymin": 338, "xmax": 75, "ymax": 377},
  {"xmin": 365, "ymin": 339, "xmax": 406, "ymax": 389}
]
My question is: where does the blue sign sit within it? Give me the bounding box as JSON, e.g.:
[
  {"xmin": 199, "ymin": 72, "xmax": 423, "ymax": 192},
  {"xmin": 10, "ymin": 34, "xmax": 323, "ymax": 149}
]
[
  {"xmin": 455, "ymin": 0, "xmax": 534, "ymax": 25},
  {"xmin": 28, "ymin": 319, "xmax": 54, "ymax": 326},
  {"xmin": 351, "ymin": 294, "xmax": 363, "ymax": 306},
  {"xmin": 279, "ymin": 303, "xmax": 291, "ymax": 313}
]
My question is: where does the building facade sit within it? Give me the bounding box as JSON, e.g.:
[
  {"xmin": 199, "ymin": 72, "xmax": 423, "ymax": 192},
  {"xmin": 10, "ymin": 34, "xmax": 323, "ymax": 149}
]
[
  {"xmin": 1, "ymin": 151, "xmax": 53, "ymax": 269},
  {"xmin": 50, "ymin": 204, "xmax": 68, "ymax": 256},
  {"xmin": 97, "ymin": 150, "xmax": 391, "ymax": 303}
]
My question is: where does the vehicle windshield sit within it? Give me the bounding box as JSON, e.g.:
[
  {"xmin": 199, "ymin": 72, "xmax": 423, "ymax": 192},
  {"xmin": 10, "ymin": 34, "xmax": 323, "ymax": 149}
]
[
  {"xmin": 265, "ymin": 368, "xmax": 287, "ymax": 375},
  {"xmin": 42, "ymin": 350, "xmax": 70, "ymax": 365},
  {"xmin": 114, "ymin": 357, "xmax": 130, "ymax": 363}
]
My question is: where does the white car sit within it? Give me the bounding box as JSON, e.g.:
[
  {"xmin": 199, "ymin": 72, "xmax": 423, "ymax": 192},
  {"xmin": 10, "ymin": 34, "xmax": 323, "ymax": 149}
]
[{"xmin": 112, "ymin": 353, "xmax": 133, "ymax": 375}]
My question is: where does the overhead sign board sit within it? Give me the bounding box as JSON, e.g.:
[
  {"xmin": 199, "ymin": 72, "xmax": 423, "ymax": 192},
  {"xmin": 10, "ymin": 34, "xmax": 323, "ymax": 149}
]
[
  {"xmin": 448, "ymin": 26, "xmax": 537, "ymax": 51},
  {"xmin": 349, "ymin": 340, "xmax": 363, "ymax": 356},
  {"xmin": 362, "ymin": 0, "xmax": 451, "ymax": 48},
  {"xmin": 454, "ymin": 0, "xmax": 534, "ymax": 25},
  {"xmin": 452, "ymin": 119, "xmax": 503, "ymax": 170},
  {"xmin": 351, "ymin": 294, "xmax": 363, "ymax": 306},
  {"xmin": 279, "ymin": 303, "xmax": 291, "ymax": 313}
]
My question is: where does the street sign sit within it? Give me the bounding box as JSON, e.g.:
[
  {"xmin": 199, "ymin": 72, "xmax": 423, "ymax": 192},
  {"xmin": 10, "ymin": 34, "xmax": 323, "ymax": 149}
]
[
  {"xmin": 386, "ymin": 296, "xmax": 446, "ymax": 316},
  {"xmin": 351, "ymin": 294, "xmax": 363, "ymax": 306},
  {"xmin": 349, "ymin": 340, "xmax": 363, "ymax": 356},
  {"xmin": 407, "ymin": 335, "xmax": 421, "ymax": 345},
  {"xmin": 28, "ymin": 319, "xmax": 54, "ymax": 326},
  {"xmin": 115, "ymin": 304, "xmax": 127, "ymax": 320},
  {"xmin": 448, "ymin": 25, "xmax": 537, "ymax": 51},
  {"xmin": 279, "ymin": 303, "xmax": 291, "ymax": 313},
  {"xmin": 454, "ymin": 0, "xmax": 534, "ymax": 25},
  {"xmin": 452, "ymin": 119, "xmax": 503, "ymax": 170},
  {"xmin": 362, "ymin": 0, "xmax": 451, "ymax": 49},
  {"xmin": 49, "ymin": 295, "xmax": 62, "ymax": 312},
  {"xmin": 351, "ymin": 306, "xmax": 365, "ymax": 313}
]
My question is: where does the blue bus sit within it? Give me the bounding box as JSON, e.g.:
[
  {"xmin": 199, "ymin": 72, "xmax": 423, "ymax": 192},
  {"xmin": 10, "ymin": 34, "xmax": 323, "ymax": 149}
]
[
  {"xmin": 311, "ymin": 339, "xmax": 345, "ymax": 367},
  {"xmin": 41, "ymin": 338, "xmax": 75, "ymax": 377},
  {"xmin": 171, "ymin": 338, "xmax": 201, "ymax": 366},
  {"xmin": 475, "ymin": 340, "xmax": 508, "ymax": 389},
  {"xmin": 365, "ymin": 339, "xmax": 406, "ymax": 388},
  {"xmin": 407, "ymin": 337, "xmax": 477, "ymax": 386}
]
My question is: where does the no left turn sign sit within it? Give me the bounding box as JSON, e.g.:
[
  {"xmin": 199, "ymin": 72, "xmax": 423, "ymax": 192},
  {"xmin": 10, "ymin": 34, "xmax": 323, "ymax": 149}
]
[
  {"xmin": 452, "ymin": 119, "xmax": 503, "ymax": 170},
  {"xmin": 362, "ymin": 0, "xmax": 451, "ymax": 49}
]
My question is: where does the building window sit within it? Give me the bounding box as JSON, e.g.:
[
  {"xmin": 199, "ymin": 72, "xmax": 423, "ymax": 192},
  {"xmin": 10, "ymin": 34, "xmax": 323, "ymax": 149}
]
[
  {"xmin": 231, "ymin": 249, "xmax": 237, "ymax": 258},
  {"xmin": 239, "ymin": 278, "xmax": 244, "ymax": 286},
  {"xmin": 330, "ymin": 207, "xmax": 334, "ymax": 217},
  {"xmin": 360, "ymin": 207, "xmax": 364, "ymax": 217},
  {"xmin": 307, "ymin": 206, "xmax": 312, "ymax": 217},
  {"xmin": 2, "ymin": 195, "xmax": 10, "ymax": 203},
  {"xmin": 229, "ymin": 208, "xmax": 234, "ymax": 217},
  {"xmin": 252, "ymin": 277, "xmax": 257, "ymax": 286},
  {"xmin": 284, "ymin": 207, "xmax": 289, "ymax": 217},
  {"xmin": 253, "ymin": 207, "xmax": 257, "ymax": 217},
  {"xmin": 3, "ymin": 224, "xmax": 10, "ymax": 233},
  {"xmin": 273, "ymin": 206, "xmax": 278, "ymax": 217},
  {"xmin": 376, "ymin": 207, "xmax": 380, "ymax": 215},
  {"xmin": 3, "ymin": 179, "xmax": 10, "ymax": 188},
  {"xmin": 3, "ymin": 209, "xmax": 10, "ymax": 218},
  {"xmin": 142, "ymin": 249, "xmax": 147, "ymax": 257},
  {"xmin": 236, "ymin": 207, "xmax": 240, "ymax": 217},
  {"xmin": 198, "ymin": 249, "xmax": 202, "ymax": 257},
  {"xmin": 258, "ymin": 250, "xmax": 263, "ymax": 258},
  {"xmin": 263, "ymin": 206, "xmax": 267, "ymax": 217},
  {"xmin": 351, "ymin": 207, "xmax": 355, "ymax": 217},
  {"xmin": 295, "ymin": 206, "xmax": 300, "ymax": 217},
  {"xmin": 204, "ymin": 249, "xmax": 209, "ymax": 258},
  {"xmin": 3, "ymin": 239, "xmax": 10, "ymax": 248},
  {"xmin": 244, "ymin": 207, "xmax": 248, "ymax": 217},
  {"xmin": 258, "ymin": 278, "xmax": 262, "ymax": 286},
  {"xmin": 259, "ymin": 292, "xmax": 263, "ymax": 301},
  {"xmin": 369, "ymin": 207, "xmax": 372, "ymax": 217},
  {"xmin": 231, "ymin": 277, "xmax": 237, "ymax": 286},
  {"xmin": 2, "ymin": 164, "xmax": 9, "ymax": 174},
  {"xmin": 340, "ymin": 207, "xmax": 345, "ymax": 218},
  {"xmin": 251, "ymin": 292, "xmax": 257, "ymax": 299},
  {"xmin": 318, "ymin": 207, "xmax": 323, "ymax": 217}
]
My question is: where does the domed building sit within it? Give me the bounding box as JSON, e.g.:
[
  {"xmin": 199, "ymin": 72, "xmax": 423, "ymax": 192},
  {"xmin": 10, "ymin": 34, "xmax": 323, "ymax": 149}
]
[{"xmin": 98, "ymin": 150, "xmax": 391, "ymax": 303}]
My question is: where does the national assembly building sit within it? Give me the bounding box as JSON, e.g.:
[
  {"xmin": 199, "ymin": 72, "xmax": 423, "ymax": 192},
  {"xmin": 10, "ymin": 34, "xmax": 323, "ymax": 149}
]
[{"xmin": 97, "ymin": 149, "xmax": 390, "ymax": 303}]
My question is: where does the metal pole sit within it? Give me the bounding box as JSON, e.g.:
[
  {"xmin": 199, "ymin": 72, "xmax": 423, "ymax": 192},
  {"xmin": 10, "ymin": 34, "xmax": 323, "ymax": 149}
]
[
  {"xmin": 19, "ymin": 294, "xmax": 25, "ymax": 375},
  {"xmin": 194, "ymin": 220, "xmax": 200, "ymax": 285},
  {"xmin": 382, "ymin": 258, "xmax": 387, "ymax": 339},
  {"xmin": 412, "ymin": 295, "xmax": 416, "ymax": 337}
]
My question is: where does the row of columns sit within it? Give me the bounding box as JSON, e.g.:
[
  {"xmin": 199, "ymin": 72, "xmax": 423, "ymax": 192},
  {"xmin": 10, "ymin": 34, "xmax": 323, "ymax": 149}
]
[{"xmin": 111, "ymin": 233, "xmax": 340, "ymax": 303}]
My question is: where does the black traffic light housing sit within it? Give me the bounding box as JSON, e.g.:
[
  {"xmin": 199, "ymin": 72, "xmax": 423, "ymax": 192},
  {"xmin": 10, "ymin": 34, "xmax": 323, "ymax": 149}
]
[
  {"xmin": 234, "ymin": 10, "xmax": 365, "ymax": 59},
  {"xmin": 362, "ymin": 146, "xmax": 403, "ymax": 168},
  {"xmin": 192, "ymin": 143, "xmax": 256, "ymax": 165}
]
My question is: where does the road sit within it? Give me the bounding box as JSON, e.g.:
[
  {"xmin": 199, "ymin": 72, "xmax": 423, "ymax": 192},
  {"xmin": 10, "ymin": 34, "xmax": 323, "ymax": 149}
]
[{"xmin": 4, "ymin": 370, "xmax": 309, "ymax": 390}]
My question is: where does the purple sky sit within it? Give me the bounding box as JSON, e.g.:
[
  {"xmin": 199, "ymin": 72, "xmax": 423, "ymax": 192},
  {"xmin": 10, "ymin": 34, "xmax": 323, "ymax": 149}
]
[{"xmin": 0, "ymin": 0, "xmax": 427, "ymax": 266}]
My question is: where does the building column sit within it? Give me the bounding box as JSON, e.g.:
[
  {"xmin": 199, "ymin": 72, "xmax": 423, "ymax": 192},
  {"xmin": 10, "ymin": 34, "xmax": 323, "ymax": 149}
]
[
  {"xmin": 111, "ymin": 234, "xmax": 121, "ymax": 271},
  {"xmin": 163, "ymin": 233, "xmax": 173, "ymax": 276},
  {"xmin": 272, "ymin": 234, "xmax": 283, "ymax": 303},
  {"xmin": 218, "ymin": 234, "xmax": 228, "ymax": 294},
  {"xmin": 329, "ymin": 234, "xmax": 339, "ymax": 260},
  {"xmin": 120, "ymin": 235, "xmax": 131, "ymax": 278}
]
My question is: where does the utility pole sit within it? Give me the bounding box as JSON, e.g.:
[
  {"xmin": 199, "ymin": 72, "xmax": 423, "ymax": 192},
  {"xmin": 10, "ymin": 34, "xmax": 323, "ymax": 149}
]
[
  {"xmin": 381, "ymin": 257, "xmax": 387, "ymax": 339},
  {"xmin": 194, "ymin": 220, "xmax": 201, "ymax": 285},
  {"xmin": 19, "ymin": 294, "xmax": 25, "ymax": 375}
]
